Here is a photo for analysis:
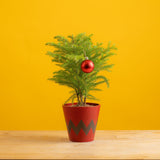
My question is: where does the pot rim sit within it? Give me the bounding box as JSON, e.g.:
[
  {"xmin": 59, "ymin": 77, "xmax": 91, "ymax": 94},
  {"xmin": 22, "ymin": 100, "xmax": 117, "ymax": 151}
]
[{"xmin": 63, "ymin": 102, "xmax": 100, "ymax": 108}]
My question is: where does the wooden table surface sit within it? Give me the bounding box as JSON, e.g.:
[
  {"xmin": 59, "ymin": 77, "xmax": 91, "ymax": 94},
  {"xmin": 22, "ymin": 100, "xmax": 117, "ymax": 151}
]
[{"xmin": 0, "ymin": 130, "xmax": 160, "ymax": 159}]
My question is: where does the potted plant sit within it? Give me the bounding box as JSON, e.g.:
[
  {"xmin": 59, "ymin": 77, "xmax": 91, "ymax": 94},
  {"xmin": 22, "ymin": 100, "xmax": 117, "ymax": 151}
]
[{"xmin": 46, "ymin": 33, "xmax": 117, "ymax": 142}]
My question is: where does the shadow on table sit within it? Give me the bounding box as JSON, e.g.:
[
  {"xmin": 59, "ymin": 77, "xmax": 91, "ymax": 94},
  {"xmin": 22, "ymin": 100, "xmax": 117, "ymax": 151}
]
[{"xmin": 11, "ymin": 134, "xmax": 70, "ymax": 143}]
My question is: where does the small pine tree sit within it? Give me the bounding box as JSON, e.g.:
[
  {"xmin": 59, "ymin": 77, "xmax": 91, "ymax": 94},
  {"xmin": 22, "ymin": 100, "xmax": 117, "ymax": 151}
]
[{"xmin": 46, "ymin": 33, "xmax": 117, "ymax": 106}]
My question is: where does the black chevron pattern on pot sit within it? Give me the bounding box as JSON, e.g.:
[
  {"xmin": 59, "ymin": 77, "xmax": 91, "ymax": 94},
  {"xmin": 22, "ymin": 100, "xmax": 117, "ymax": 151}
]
[{"xmin": 67, "ymin": 120, "xmax": 97, "ymax": 135}]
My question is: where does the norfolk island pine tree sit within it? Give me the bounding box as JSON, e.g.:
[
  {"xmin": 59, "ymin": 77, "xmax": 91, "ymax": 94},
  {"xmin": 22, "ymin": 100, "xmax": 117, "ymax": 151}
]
[{"xmin": 46, "ymin": 33, "xmax": 117, "ymax": 107}]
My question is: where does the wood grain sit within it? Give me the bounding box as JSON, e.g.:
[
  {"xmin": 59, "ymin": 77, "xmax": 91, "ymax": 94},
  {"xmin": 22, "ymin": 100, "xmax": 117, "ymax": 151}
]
[{"xmin": 0, "ymin": 130, "xmax": 160, "ymax": 159}]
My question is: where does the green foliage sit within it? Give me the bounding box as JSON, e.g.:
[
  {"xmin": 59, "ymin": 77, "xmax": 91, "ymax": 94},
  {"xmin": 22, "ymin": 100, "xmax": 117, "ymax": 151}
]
[{"xmin": 46, "ymin": 33, "xmax": 117, "ymax": 106}]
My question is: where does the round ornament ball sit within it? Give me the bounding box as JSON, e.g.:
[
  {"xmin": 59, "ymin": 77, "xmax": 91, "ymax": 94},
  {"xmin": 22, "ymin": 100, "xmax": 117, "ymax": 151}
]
[{"xmin": 81, "ymin": 59, "xmax": 94, "ymax": 73}]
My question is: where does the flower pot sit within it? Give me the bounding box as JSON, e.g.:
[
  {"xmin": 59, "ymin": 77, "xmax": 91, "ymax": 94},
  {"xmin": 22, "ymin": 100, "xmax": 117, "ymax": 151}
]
[{"xmin": 63, "ymin": 103, "xmax": 100, "ymax": 142}]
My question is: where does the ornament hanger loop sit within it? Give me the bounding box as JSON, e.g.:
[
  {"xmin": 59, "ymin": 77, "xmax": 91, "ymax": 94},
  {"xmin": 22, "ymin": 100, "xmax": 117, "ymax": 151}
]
[{"xmin": 83, "ymin": 49, "xmax": 88, "ymax": 60}]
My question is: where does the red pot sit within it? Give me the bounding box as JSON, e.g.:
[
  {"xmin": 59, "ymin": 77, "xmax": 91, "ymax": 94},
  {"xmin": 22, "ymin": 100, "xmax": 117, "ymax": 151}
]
[{"xmin": 63, "ymin": 103, "xmax": 100, "ymax": 142}]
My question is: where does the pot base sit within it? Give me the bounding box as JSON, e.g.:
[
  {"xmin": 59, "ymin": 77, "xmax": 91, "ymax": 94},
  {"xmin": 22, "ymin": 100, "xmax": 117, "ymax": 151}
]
[{"xmin": 69, "ymin": 138, "xmax": 94, "ymax": 142}]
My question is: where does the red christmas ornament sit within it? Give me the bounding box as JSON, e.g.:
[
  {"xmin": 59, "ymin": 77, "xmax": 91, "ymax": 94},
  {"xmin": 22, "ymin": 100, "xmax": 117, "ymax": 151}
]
[{"xmin": 81, "ymin": 59, "xmax": 94, "ymax": 73}]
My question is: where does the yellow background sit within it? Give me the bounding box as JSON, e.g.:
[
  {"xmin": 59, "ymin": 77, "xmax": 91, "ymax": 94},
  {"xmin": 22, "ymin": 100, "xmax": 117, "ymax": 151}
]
[{"xmin": 0, "ymin": 0, "xmax": 160, "ymax": 130}]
